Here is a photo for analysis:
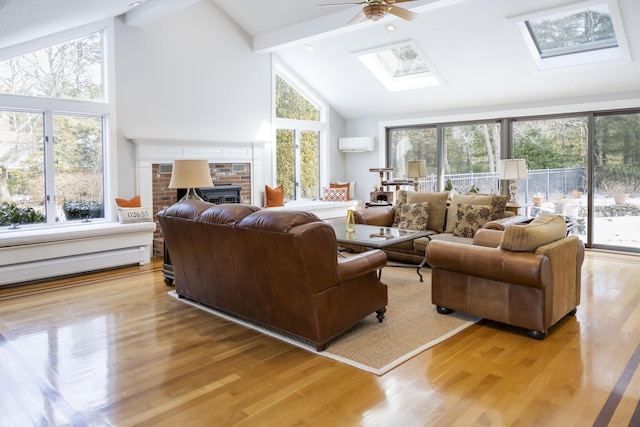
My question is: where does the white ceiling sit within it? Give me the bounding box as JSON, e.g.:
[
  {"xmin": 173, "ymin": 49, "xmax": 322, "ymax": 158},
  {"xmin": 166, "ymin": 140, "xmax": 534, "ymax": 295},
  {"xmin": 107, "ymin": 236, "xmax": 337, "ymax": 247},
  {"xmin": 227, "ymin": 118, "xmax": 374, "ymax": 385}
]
[{"xmin": 1, "ymin": 0, "xmax": 639, "ymax": 120}]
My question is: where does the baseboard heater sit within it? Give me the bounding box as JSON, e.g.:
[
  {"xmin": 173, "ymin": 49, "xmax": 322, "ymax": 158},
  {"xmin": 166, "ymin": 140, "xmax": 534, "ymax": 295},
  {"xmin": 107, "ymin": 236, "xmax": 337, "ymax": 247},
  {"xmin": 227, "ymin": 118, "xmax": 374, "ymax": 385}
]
[{"xmin": 0, "ymin": 246, "xmax": 145, "ymax": 287}]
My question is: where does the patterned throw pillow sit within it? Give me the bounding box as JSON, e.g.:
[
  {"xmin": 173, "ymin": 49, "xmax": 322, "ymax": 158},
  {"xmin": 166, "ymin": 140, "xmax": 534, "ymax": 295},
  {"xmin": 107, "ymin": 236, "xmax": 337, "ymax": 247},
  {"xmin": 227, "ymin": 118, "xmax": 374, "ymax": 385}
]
[
  {"xmin": 322, "ymin": 187, "xmax": 348, "ymax": 202},
  {"xmin": 392, "ymin": 202, "xmax": 430, "ymax": 230},
  {"xmin": 330, "ymin": 182, "xmax": 351, "ymax": 200},
  {"xmin": 446, "ymin": 194, "xmax": 508, "ymax": 233},
  {"xmin": 453, "ymin": 204, "xmax": 493, "ymax": 238}
]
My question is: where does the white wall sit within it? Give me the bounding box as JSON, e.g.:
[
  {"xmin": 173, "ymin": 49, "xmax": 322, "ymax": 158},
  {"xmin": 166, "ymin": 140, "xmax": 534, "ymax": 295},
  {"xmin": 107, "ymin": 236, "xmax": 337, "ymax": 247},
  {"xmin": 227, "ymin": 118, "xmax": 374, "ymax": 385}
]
[{"xmin": 114, "ymin": 1, "xmax": 272, "ymax": 200}]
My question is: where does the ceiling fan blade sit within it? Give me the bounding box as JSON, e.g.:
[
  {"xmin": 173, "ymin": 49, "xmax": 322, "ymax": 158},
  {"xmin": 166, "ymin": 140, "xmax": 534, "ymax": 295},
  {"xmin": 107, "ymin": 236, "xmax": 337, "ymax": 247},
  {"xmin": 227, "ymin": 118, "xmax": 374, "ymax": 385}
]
[
  {"xmin": 317, "ymin": 2, "xmax": 368, "ymax": 6},
  {"xmin": 348, "ymin": 10, "xmax": 367, "ymax": 25},
  {"xmin": 387, "ymin": 5, "xmax": 418, "ymax": 20},
  {"xmin": 386, "ymin": 0, "xmax": 418, "ymax": 3}
]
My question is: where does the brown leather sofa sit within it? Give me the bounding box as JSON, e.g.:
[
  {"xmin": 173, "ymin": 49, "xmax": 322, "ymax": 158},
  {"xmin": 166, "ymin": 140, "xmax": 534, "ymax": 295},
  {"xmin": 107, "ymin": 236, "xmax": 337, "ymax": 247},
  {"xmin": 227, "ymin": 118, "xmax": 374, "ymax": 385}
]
[
  {"xmin": 427, "ymin": 215, "xmax": 585, "ymax": 339},
  {"xmin": 157, "ymin": 200, "xmax": 388, "ymax": 351}
]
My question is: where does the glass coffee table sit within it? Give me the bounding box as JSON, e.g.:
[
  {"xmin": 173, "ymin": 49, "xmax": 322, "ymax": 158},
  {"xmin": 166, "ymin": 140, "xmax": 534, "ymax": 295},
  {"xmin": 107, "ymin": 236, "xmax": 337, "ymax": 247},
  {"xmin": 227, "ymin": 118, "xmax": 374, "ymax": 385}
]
[{"xmin": 330, "ymin": 223, "xmax": 432, "ymax": 282}]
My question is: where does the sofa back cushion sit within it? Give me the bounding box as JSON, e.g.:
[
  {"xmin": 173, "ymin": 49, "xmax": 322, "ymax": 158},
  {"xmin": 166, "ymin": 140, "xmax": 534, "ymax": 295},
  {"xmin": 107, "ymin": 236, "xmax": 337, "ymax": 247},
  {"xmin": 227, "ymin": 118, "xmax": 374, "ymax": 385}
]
[
  {"xmin": 500, "ymin": 214, "xmax": 567, "ymax": 253},
  {"xmin": 445, "ymin": 194, "xmax": 507, "ymax": 233},
  {"xmin": 405, "ymin": 191, "xmax": 449, "ymax": 232}
]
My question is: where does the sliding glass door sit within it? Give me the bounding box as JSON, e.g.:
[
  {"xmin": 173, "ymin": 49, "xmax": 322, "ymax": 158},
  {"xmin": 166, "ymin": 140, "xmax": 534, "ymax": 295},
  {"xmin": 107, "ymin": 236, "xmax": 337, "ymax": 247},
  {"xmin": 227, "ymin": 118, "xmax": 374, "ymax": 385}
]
[{"xmin": 593, "ymin": 112, "xmax": 640, "ymax": 249}]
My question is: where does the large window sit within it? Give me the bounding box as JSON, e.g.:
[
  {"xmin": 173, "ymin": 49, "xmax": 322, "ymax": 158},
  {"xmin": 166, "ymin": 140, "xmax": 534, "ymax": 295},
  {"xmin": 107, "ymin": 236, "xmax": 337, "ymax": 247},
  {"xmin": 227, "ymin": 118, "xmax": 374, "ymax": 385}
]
[
  {"xmin": 387, "ymin": 109, "xmax": 640, "ymax": 252},
  {"xmin": 0, "ymin": 28, "xmax": 109, "ymax": 228},
  {"xmin": 389, "ymin": 122, "xmax": 500, "ymax": 194},
  {"xmin": 274, "ymin": 70, "xmax": 324, "ymax": 201}
]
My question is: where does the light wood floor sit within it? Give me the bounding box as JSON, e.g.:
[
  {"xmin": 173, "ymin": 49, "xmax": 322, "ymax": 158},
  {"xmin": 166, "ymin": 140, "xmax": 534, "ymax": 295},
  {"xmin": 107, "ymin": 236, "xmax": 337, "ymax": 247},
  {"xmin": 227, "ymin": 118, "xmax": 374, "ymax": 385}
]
[{"xmin": 1, "ymin": 251, "xmax": 639, "ymax": 426}]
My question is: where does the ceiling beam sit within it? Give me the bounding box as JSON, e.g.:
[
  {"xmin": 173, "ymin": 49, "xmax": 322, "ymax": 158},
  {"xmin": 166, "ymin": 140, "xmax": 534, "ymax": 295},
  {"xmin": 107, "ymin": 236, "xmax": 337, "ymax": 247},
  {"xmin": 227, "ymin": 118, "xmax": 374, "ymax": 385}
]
[{"xmin": 252, "ymin": 0, "xmax": 467, "ymax": 53}]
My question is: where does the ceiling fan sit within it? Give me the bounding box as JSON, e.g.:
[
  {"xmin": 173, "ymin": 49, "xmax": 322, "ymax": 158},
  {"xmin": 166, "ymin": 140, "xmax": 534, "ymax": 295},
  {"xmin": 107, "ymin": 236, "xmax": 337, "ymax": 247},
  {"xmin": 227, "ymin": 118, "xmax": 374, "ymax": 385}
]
[{"xmin": 318, "ymin": 0, "xmax": 418, "ymax": 25}]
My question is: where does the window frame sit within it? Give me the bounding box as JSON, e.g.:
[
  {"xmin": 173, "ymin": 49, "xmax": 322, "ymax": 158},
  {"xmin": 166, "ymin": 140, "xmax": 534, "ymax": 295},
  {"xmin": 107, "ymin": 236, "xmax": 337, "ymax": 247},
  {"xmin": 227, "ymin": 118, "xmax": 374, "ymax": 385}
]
[
  {"xmin": 508, "ymin": 0, "xmax": 631, "ymax": 71},
  {"xmin": 0, "ymin": 19, "xmax": 117, "ymax": 225},
  {"xmin": 272, "ymin": 60, "xmax": 328, "ymax": 201}
]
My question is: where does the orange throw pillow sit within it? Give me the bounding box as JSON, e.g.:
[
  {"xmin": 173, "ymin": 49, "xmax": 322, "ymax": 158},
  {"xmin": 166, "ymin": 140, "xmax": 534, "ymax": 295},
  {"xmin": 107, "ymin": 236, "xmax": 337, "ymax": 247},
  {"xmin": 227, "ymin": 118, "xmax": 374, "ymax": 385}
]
[
  {"xmin": 115, "ymin": 195, "xmax": 141, "ymax": 208},
  {"xmin": 330, "ymin": 182, "xmax": 351, "ymax": 200},
  {"xmin": 265, "ymin": 185, "xmax": 284, "ymax": 207}
]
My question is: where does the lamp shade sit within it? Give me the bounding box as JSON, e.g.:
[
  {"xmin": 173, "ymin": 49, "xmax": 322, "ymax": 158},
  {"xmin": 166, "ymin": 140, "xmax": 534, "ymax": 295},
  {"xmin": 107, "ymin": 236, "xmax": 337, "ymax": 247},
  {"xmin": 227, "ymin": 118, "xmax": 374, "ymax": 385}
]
[
  {"xmin": 499, "ymin": 159, "xmax": 528, "ymax": 180},
  {"xmin": 168, "ymin": 160, "xmax": 214, "ymax": 189},
  {"xmin": 406, "ymin": 160, "xmax": 428, "ymax": 178}
]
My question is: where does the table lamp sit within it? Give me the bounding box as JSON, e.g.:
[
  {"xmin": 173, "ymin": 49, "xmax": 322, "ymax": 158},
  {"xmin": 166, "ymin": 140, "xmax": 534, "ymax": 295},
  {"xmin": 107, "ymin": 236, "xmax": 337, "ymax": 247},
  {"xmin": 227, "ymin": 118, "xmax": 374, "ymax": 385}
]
[
  {"xmin": 169, "ymin": 159, "xmax": 214, "ymax": 202},
  {"xmin": 499, "ymin": 159, "xmax": 528, "ymax": 205},
  {"xmin": 406, "ymin": 160, "xmax": 427, "ymax": 191}
]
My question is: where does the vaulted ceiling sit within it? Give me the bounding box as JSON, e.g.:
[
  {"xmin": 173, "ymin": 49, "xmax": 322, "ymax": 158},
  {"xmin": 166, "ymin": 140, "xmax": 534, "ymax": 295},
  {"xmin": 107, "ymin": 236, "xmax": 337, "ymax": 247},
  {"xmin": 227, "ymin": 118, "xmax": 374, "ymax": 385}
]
[{"xmin": 1, "ymin": 0, "xmax": 639, "ymax": 119}]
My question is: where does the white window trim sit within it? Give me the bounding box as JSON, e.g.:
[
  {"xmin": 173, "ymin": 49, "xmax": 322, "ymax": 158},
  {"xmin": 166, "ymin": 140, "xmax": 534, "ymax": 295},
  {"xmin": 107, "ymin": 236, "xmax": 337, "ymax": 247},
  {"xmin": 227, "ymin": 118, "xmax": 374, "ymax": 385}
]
[
  {"xmin": 0, "ymin": 19, "xmax": 117, "ymax": 222},
  {"xmin": 354, "ymin": 40, "xmax": 443, "ymax": 92},
  {"xmin": 508, "ymin": 0, "xmax": 631, "ymax": 71},
  {"xmin": 272, "ymin": 57, "xmax": 329, "ymax": 200}
]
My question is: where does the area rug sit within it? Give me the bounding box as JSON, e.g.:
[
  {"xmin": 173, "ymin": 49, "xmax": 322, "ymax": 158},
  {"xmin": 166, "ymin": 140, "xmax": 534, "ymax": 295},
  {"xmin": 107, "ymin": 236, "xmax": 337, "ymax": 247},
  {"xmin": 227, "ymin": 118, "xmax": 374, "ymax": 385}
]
[{"xmin": 168, "ymin": 266, "xmax": 479, "ymax": 375}]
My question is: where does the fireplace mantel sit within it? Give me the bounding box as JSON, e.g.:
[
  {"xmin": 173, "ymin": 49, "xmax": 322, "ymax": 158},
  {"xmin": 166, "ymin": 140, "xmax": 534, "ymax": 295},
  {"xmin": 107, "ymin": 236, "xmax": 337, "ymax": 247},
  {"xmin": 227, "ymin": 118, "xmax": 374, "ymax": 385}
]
[{"xmin": 129, "ymin": 137, "xmax": 264, "ymax": 207}]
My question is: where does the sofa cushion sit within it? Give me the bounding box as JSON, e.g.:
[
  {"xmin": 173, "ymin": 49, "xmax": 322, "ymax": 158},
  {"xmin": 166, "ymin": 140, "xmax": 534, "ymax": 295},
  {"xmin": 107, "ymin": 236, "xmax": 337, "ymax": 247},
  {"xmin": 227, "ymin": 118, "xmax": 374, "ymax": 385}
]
[
  {"xmin": 453, "ymin": 204, "xmax": 493, "ymax": 238},
  {"xmin": 392, "ymin": 202, "xmax": 430, "ymax": 230},
  {"xmin": 406, "ymin": 191, "xmax": 450, "ymax": 233},
  {"xmin": 500, "ymin": 214, "xmax": 567, "ymax": 253},
  {"xmin": 445, "ymin": 194, "xmax": 507, "ymax": 233}
]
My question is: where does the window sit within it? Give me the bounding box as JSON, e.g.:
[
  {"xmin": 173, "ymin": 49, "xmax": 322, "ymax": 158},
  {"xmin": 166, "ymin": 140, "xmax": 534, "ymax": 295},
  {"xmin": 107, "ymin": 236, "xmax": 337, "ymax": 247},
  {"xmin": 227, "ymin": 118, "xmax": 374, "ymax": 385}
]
[
  {"xmin": 0, "ymin": 27, "xmax": 110, "ymax": 228},
  {"xmin": 274, "ymin": 69, "xmax": 325, "ymax": 201},
  {"xmin": 388, "ymin": 110, "xmax": 640, "ymax": 252},
  {"xmin": 356, "ymin": 41, "xmax": 440, "ymax": 92},
  {"xmin": 511, "ymin": 1, "xmax": 630, "ymax": 70},
  {"xmin": 0, "ymin": 32, "xmax": 103, "ymax": 101}
]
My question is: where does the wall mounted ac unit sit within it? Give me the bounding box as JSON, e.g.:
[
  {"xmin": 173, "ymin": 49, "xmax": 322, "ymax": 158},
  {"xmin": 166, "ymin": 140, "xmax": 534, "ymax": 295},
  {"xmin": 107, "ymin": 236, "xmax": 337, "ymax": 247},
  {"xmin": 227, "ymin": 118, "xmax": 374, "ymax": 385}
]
[{"xmin": 338, "ymin": 137, "xmax": 376, "ymax": 153}]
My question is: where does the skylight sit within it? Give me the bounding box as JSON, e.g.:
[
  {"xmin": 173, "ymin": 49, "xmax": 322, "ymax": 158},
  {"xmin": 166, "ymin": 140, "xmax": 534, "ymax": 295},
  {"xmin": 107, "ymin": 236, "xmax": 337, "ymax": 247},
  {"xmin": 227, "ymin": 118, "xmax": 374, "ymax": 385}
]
[
  {"xmin": 356, "ymin": 41, "xmax": 440, "ymax": 92},
  {"xmin": 511, "ymin": 1, "xmax": 630, "ymax": 70}
]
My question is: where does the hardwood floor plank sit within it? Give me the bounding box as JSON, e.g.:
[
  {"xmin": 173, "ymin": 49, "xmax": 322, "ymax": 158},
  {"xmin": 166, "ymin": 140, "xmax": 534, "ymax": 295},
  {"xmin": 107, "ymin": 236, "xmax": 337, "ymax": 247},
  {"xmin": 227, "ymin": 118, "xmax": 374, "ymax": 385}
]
[{"xmin": 1, "ymin": 254, "xmax": 640, "ymax": 426}]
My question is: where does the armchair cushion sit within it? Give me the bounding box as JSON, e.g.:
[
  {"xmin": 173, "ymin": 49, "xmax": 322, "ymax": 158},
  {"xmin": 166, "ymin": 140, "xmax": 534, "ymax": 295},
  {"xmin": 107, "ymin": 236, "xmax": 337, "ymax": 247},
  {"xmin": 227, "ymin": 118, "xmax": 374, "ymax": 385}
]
[
  {"xmin": 392, "ymin": 202, "xmax": 430, "ymax": 230},
  {"xmin": 500, "ymin": 214, "xmax": 567, "ymax": 253},
  {"xmin": 453, "ymin": 204, "xmax": 493, "ymax": 238}
]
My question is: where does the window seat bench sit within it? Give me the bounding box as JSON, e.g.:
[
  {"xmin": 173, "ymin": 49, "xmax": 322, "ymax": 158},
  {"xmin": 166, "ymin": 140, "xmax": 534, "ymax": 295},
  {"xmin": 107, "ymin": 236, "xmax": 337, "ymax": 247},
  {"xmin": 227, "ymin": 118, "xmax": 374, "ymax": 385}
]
[
  {"xmin": 0, "ymin": 221, "xmax": 156, "ymax": 287},
  {"xmin": 264, "ymin": 200, "xmax": 362, "ymax": 220}
]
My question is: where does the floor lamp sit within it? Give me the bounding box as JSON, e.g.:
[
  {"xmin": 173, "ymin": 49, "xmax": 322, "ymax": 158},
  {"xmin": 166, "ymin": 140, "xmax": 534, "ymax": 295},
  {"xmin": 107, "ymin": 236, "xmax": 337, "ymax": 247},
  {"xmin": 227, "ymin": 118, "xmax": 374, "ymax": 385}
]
[
  {"xmin": 499, "ymin": 159, "xmax": 528, "ymax": 205},
  {"xmin": 169, "ymin": 159, "xmax": 214, "ymax": 202},
  {"xmin": 407, "ymin": 160, "xmax": 427, "ymax": 191}
]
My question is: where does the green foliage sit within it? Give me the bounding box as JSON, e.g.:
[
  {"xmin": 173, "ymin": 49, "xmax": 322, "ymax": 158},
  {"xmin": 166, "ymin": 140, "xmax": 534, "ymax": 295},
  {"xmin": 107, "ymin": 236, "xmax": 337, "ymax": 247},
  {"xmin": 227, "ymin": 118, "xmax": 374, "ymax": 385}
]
[
  {"xmin": 275, "ymin": 74, "xmax": 319, "ymax": 121},
  {"xmin": 0, "ymin": 202, "xmax": 45, "ymax": 227},
  {"xmin": 513, "ymin": 118, "xmax": 587, "ymax": 169},
  {"xmin": 275, "ymin": 73, "xmax": 321, "ymax": 200},
  {"xmin": 62, "ymin": 201, "xmax": 103, "ymax": 220},
  {"xmin": 444, "ymin": 179, "xmax": 453, "ymax": 191},
  {"xmin": 597, "ymin": 163, "xmax": 640, "ymax": 194}
]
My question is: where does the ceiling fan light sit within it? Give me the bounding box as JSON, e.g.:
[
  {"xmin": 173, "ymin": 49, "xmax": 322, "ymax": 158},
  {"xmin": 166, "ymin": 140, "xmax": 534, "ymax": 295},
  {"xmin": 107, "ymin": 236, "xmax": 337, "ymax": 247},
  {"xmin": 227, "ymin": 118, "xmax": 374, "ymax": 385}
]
[{"xmin": 364, "ymin": 5, "xmax": 387, "ymax": 21}]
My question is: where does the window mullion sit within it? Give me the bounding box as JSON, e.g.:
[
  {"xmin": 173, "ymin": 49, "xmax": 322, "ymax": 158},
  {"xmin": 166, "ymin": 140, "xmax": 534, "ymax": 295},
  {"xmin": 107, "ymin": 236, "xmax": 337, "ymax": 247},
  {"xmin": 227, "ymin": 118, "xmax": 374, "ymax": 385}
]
[{"xmin": 42, "ymin": 111, "xmax": 56, "ymax": 224}]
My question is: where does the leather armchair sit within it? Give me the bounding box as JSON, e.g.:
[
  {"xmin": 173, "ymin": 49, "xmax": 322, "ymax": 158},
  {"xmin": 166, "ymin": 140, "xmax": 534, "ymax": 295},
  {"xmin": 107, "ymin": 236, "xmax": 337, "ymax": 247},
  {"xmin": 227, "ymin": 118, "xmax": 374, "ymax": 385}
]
[{"xmin": 427, "ymin": 215, "xmax": 585, "ymax": 339}]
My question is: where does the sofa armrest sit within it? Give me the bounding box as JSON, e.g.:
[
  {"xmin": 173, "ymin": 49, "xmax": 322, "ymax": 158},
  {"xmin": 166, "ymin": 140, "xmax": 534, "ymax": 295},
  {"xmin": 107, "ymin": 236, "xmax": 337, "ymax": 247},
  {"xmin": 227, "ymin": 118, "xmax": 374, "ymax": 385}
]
[
  {"xmin": 353, "ymin": 206, "xmax": 395, "ymax": 226},
  {"xmin": 336, "ymin": 249, "xmax": 387, "ymax": 283},
  {"xmin": 483, "ymin": 215, "xmax": 529, "ymax": 230},
  {"xmin": 427, "ymin": 240, "xmax": 551, "ymax": 289}
]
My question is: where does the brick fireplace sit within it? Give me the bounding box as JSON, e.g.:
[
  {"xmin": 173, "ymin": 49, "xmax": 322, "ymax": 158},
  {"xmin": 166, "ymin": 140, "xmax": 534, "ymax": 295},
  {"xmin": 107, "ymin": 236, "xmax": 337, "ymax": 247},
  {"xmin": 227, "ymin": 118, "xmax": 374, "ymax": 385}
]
[{"xmin": 130, "ymin": 138, "xmax": 264, "ymax": 258}]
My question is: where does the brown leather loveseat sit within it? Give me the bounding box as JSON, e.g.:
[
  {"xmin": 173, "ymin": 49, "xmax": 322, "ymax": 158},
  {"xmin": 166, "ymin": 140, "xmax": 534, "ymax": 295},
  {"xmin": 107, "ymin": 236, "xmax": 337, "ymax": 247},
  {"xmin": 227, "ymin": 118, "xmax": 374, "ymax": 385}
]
[
  {"xmin": 157, "ymin": 200, "xmax": 388, "ymax": 351},
  {"xmin": 427, "ymin": 214, "xmax": 585, "ymax": 339}
]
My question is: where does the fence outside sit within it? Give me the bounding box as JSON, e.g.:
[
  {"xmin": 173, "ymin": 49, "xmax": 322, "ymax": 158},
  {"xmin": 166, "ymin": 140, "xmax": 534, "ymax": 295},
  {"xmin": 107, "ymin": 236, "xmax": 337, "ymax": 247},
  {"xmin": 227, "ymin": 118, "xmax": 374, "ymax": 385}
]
[{"xmin": 418, "ymin": 167, "xmax": 586, "ymax": 204}]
